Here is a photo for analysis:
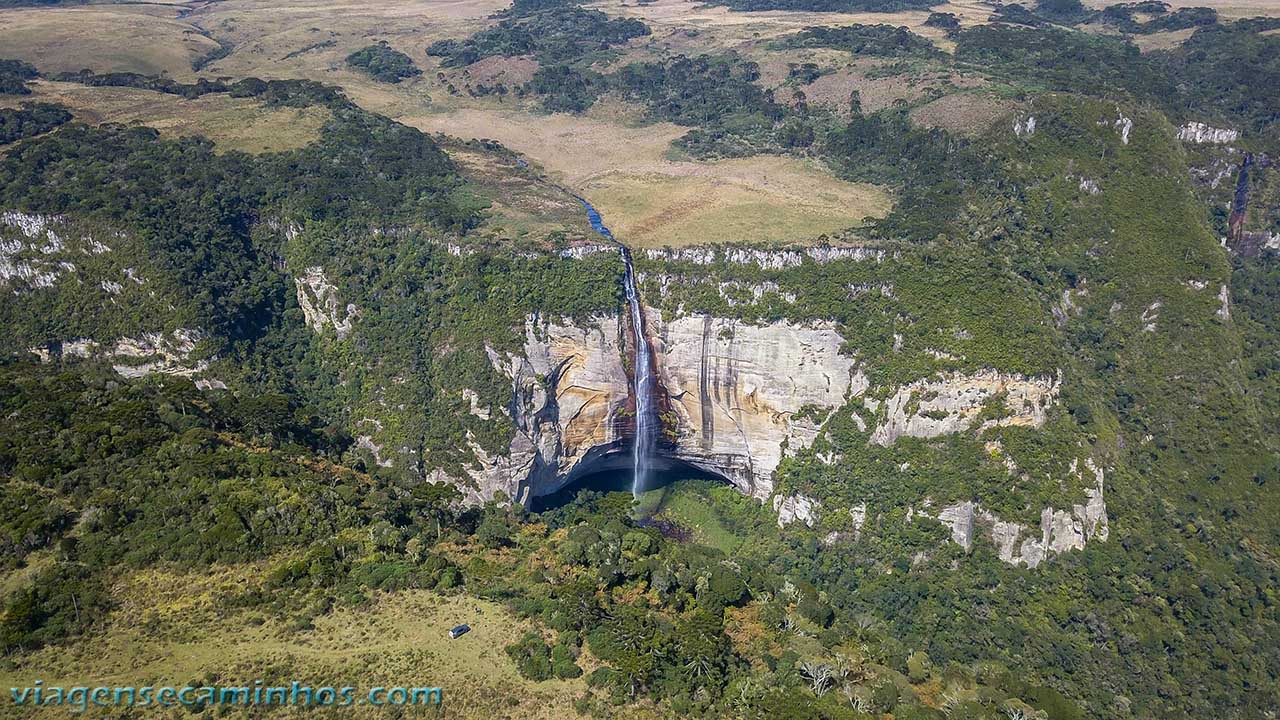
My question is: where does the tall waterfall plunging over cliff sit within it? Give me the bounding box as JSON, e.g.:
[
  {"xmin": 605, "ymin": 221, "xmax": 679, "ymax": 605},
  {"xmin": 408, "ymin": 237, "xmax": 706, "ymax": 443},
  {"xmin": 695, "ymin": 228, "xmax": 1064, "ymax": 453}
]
[
  {"xmin": 575, "ymin": 196, "xmax": 657, "ymax": 497},
  {"xmin": 620, "ymin": 247, "xmax": 656, "ymax": 496}
]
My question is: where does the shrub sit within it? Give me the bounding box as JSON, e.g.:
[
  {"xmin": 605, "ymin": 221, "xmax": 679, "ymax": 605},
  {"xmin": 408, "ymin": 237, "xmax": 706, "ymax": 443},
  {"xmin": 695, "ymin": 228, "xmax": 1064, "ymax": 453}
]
[
  {"xmin": 551, "ymin": 639, "xmax": 583, "ymax": 678},
  {"xmin": 0, "ymin": 58, "xmax": 38, "ymax": 95},
  {"xmin": 907, "ymin": 650, "xmax": 933, "ymax": 682},
  {"xmin": 506, "ymin": 631, "xmax": 554, "ymax": 680}
]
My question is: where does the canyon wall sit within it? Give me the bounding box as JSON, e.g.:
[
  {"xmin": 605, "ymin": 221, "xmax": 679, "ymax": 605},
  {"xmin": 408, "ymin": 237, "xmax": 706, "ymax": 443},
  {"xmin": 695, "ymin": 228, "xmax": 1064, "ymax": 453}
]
[
  {"xmin": 469, "ymin": 314, "xmax": 631, "ymax": 505},
  {"xmin": 647, "ymin": 311, "xmax": 865, "ymax": 500}
]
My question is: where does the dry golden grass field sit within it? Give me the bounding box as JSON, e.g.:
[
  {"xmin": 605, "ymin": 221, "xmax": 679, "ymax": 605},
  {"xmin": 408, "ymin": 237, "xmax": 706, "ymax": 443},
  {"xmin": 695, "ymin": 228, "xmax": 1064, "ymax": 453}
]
[
  {"xmin": 580, "ymin": 155, "xmax": 890, "ymax": 246},
  {"xmin": 0, "ymin": 4, "xmax": 220, "ymax": 78}
]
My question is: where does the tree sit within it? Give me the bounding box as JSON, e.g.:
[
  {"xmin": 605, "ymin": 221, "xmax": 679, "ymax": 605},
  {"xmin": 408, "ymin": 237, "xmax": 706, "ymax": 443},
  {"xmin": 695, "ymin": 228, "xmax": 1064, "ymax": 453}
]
[
  {"xmin": 551, "ymin": 639, "xmax": 583, "ymax": 678},
  {"xmin": 411, "ymin": 482, "xmax": 462, "ymax": 539},
  {"xmin": 907, "ymin": 650, "xmax": 933, "ymax": 683}
]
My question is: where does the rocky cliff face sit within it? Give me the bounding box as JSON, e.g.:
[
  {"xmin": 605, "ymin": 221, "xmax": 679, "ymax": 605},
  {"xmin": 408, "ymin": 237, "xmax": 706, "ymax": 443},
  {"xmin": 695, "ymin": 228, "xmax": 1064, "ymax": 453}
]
[
  {"xmin": 647, "ymin": 311, "xmax": 865, "ymax": 500},
  {"xmin": 295, "ymin": 267, "xmax": 359, "ymax": 340},
  {"xmin": 774, "ymin": 454, "xmax": 1108, "ymax": 568},
  {"xmin": 867, "ymin": 370, "xmax": 1060, "ymax": 446},
  {"xmin": 1177, "ymin": 121, "xmax": 1239, "ymax": 145},
  {"xmin": 929, "ymin": 457, "xmax": 1109, "ymax": 568},
  {"xmin": 464, "ymin": 313, "xmax": 631, "ymax": 504},
  {"xmin": 434, "ymin": 308, "xmax": 1101, "ymax": 568},
  {"xmin": 458, "ymin": 309, "xmax": 863, "ymax": 505}
]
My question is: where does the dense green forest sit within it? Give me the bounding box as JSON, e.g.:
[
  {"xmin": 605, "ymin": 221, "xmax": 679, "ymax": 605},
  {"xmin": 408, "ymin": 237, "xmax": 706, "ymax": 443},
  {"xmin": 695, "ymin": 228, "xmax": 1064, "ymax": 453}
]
[
  {"xmin": 426, "ymin": 0, "xmax": 648, "ymax": 67},
  {"xmin": 0, "ymin": 58, "xmax": 39, "ymax": 95},
  {"xmin": 780, "ymin": 24, "xmax": 945, "ymax": 58},
  {"xmin": 0, "ymin": 102, "xmax": 70, "ymax": 144},
  {"xmin": 1098, "ymin": 3, "xmax": 1218, "ymax": 33},
  {"xmin": 923, "ymin": 12, "xmax": 960, "ymax": 31}
]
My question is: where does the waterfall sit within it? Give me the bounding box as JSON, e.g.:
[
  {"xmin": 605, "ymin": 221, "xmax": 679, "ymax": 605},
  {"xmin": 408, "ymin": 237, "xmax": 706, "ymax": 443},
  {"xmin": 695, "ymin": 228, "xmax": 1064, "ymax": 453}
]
[
  {"xmin": 621, "ymin": 247, "xmax": 656, "ymax": 497},
  {"xmin": 574, "ymin": 196, "xmax": 657, "ymax": 497}
]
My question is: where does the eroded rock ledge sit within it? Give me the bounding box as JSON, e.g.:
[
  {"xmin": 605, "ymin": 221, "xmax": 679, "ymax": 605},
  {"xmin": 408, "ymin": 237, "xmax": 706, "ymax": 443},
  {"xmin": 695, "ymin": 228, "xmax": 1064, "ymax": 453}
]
[
  {"xmin": 866, "ymin": 370, "xmax": 1060, "ymax": 446},
  {"xmin": 931, "ymin": 457, "xmax": 1109, "ymax": 568},
  {"xmin": 777, "ymin": 456, "xmax": 1107, "ymax": 568},
  {"xmin": 295, "ymin": 266, "xmax": 359, "ymax": 340},
  {"xmin": 464, "ymin": 313, "xmax": 630, "ymax": 505}
]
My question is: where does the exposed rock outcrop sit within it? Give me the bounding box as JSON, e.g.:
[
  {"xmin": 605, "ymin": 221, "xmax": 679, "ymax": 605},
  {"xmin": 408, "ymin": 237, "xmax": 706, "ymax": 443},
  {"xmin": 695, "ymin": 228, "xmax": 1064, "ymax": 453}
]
[
  {"xmin": 1111, "ymin": 108, "xmax": 1133, "ymax": 145},
  {"xmin": 774, "ymin": 493, "xmax": 820, "ymax": 528},
  {"xmin": 356, "ymin": 434, "xmax": 395, "ymax": 468},
  {"xmin": 867, "ymin": 370, "xmax": 1059, "ymax": 447},
  {"xmin": 2, "ymin": 212, "xmax": 82, "ymax": 291},
  {"xmin": 930, "ymin": 458, "xmax": 1109, "ymax": 568},
  {"xmin": 1141, "ymin": 301, "xmax": 1161, "ymax": 333},
  {"xmin": 461, "ymin": 389, "xmax": 492, "ymax": 419},
  {"xmin": 449, "ymin": 310, "xmax": 867, "ymax": 505},
  {"xmin": 716, "ymin": 280, "xmax": 796, "ymax": 306},
  {"xmin": 29, "ymin": 328, "xmax": 217, "ymax": 383},
  {"xmin": 1178, "ymin": 122, "xmax": 1239, "ymax": 145},
  {"xmin": 1052, "ymin": 283, "xmax": 1088, "ymax": 328},
  {"xmin": 559, "ymin": 244, "xmax": 617, "ymax": 260},
  {"xmin": 295, "ymin": 267, "xmax": 358, "ymax": 339},
  {"xmin": 469, "ymin": 314, "xmax": 630, "ymax": 504},
  {"xmin": 644, "ymin": 245, "xmax": 889, "ymax": 269},
  {"xmin": 110, "ymin": 329, "xmax": 206, "ymax": 378},
  {"xmin": 649, "ymin": 312, "xmax": 866, "ymax": 499}
]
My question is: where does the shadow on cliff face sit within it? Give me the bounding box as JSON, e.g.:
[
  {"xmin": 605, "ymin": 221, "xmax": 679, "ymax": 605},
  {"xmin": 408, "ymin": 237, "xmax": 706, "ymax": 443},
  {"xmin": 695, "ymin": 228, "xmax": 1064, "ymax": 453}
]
[{"xmin": 526, "ymin": 459, "xmax": 732, "ymax": 514}]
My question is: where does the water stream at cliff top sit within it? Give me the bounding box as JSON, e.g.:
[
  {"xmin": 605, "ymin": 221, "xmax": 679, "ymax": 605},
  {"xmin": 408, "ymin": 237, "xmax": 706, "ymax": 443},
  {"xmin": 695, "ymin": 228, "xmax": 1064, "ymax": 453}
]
[{"xmin": 575, "ymin": 196, "xmax": 656, "ymax": 498}]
